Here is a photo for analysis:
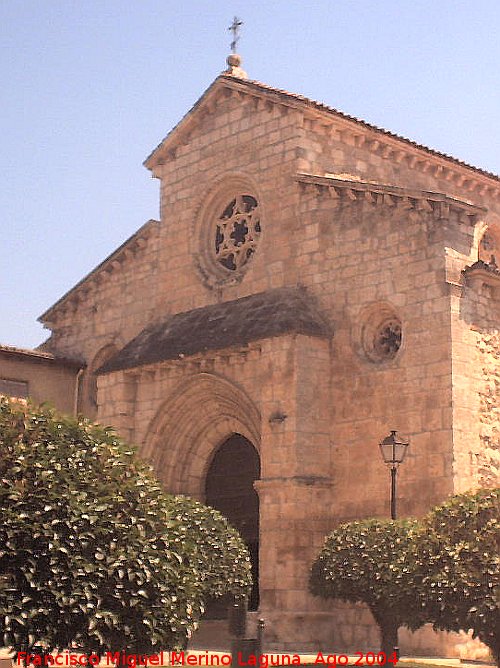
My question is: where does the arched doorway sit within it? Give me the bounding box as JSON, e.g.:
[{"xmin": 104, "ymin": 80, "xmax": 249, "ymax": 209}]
[{"xmin": 205, "ymin": 433, "xmax": 260, "ymax": 615}]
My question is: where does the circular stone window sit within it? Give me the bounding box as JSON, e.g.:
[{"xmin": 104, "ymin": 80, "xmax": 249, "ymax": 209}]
[
  {"xmin": 356, "ymin": 304, "xmax": 403, "ymax": 364},
  {"xmin": 214, "ymin": 195, "xmax": 261, "ymax": 272},
  {"xmin": 195, "ymin": 178, "xmax": 263, "ymax": 288}
]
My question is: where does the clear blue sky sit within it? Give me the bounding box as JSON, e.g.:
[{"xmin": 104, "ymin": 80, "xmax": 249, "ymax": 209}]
[{"xmin": 1, "ymin": 0, "xmax": 499, "ymax": 349}]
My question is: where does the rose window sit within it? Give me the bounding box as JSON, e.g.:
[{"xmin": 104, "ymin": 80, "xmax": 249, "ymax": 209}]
[{"xmin": 214, "ymin": 195, "xmax": 261, "ymax": 271}]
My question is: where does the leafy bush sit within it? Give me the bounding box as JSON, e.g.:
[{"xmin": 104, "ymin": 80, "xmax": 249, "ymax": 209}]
[
  {"xmin": 310, "ymin": 518, "xmax": 423, "ymax": 656},
  {"xmin": 414, "ymin": 488, "xmax": 500, "ymax": 667},
  {"xmin": 0, "ymin": 399, "xmax": 250, "ymax": 655},
  {"xmin": 165, "ymin": 495, "xmax": 251, "ymax": 600}
]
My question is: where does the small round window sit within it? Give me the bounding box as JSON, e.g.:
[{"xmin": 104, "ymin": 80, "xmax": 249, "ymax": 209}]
[
  {"xmin": 214, "ymin": 195, "xmax": 261, "ymax": 272},
  {"xmin": 355, "ymin": 303, "xmax": 403, "ymax": 364}
]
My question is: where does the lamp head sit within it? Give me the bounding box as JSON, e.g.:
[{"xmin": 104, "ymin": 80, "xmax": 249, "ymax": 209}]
[{"xmin": 379, "ymin": 430, "xmax": 409, "ymax": 466}]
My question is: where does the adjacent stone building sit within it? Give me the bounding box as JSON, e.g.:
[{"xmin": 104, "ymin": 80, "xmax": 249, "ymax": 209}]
[{"xmin": 10, "ymin": 55, "xmax": 500, "ymax": 655}]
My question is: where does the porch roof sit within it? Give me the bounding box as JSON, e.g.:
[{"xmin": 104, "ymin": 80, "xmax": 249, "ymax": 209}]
[{"xmin": 99, "ymin": 287, "xmax": 331, "ymax": 373}]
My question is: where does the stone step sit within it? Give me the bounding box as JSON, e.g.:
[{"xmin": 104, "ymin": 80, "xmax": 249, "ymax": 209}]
[
  {"xmin": 189, "ymin": 612, "xmax": 261, "ymax": 652},
  {"xmin": 189, "ymin": 620, "xmax": 231, "ymax": 651}
]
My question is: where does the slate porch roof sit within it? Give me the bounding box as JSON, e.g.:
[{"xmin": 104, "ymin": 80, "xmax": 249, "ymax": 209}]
[{"xmin": 99, "ymin": 287, "xmax": 332, "ymax": 374}]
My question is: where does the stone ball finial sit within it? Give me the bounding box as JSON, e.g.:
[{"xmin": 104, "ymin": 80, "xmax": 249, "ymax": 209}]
[
  {"xmin": 225, "ymin": 53, "xmax": 248, "ymax": 79},
  {"xmin": 227, "ymin": 53, "xmax": 242, "ymax": 68}
]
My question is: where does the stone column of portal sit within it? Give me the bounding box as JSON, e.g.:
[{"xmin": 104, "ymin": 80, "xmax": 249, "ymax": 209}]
[{"xmin": 255, "ymin": 334, "xmax": 336, "ymax": 651}]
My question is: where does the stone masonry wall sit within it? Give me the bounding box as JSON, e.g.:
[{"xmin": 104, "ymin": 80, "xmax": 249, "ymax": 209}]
[
  {"xmin": 452, "ymin": 280, "xmax": 500, "ymax": 489},
  {"xmin": 293, "ymin": 184, "xmax": 457, "ymax": 518}
]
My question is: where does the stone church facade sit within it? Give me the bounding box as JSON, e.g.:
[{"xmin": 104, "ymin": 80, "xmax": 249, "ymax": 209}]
[{"xmin": 16, "ymin": 57, "xmax": 500, "ymax": 655}]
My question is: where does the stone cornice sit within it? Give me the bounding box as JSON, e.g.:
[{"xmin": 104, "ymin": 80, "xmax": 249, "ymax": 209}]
[
  {"xmin": 254, "ymin": 476, "xmax": 334, "ymax": 491},
  {"xmin": 462, "ymin": 260, "xmax": 500, "ymax": 292},
  {"xmin": 39, "ymin": 219, "xmax": 160, "ymax": 327},
  {"xmin": 296, "ymin": 172, "xmax": 487, "ymax": 221},
  {"xmin": 113, "ymin": 343, "xmax": 264, "ymax": 379}
]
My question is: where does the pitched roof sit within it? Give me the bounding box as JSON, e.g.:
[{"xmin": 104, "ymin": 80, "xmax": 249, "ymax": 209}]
[
  {"xmin": 99, "ymin": 287, "xmax": 332, "ymax": 373},
  {"xmin": 145, "ymin": 74, "xmax": 499, "ymax": 183},
  {"xmin": 0, "ymin": 344, "xmax": 83, "ymax": 368}
]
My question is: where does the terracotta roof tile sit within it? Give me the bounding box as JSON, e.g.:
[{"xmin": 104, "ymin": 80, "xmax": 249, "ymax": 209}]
[{"xmin": 0, "ymin": 344, "xmax": 83, "ymax": 368}]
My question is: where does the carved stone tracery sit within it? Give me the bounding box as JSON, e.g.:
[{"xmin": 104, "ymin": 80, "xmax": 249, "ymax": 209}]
[
  {"xmin": 479, "ymin": 228, "xmax": 500, "ymax": 265},
  {"xmin": 373, "ymin": 320, "xmax": 402, "ymax": 359},
  {"xmin": 194, "ymin": 174, "xmax": 263, "ymax": 288},
  {"xmin": 214, "ymin": 194, "xmax": 261, "ymax": 271}
]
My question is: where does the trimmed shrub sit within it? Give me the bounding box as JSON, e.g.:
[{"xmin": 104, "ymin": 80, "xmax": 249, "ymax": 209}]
[
  {"xmin": 0, "ymin": 399, "xmax": 250, "ymax": 656},
  {"xmin": 414, "ymin": 488, "xmax": 500, "ymax": 667},
  {"xmin": 165, "ymin": 495, "xmax": 251, "ymax": 601},
  {"xmin": 310, "ymin": 518, "xmax": 423, "ymax": 656}
]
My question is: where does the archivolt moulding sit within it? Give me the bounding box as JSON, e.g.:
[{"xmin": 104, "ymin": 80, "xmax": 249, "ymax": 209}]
[{"xmin": 142, "ymin": 372, "xmax": 261, "ymax": 498}]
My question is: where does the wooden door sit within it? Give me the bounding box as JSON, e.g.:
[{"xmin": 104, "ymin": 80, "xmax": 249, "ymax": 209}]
[{"xmin": 205, "ymin": 433, "xmax": 260, "ymax": 615}]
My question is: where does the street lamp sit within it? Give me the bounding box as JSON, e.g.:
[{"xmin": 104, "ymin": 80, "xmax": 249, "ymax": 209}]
[{"xmin": 379, "ymin": 430, "xmax": 409, "ymax": 520}]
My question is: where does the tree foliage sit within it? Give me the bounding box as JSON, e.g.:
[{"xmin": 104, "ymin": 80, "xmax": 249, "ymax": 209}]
[
  {"xmin": 0, "ymin": 399, "xmax": 251, "ymax": 655},
  {"xmin": 165, "ymin": 495, "xmax": 251, "ymax": 601},
  {"xmin": 310, "ymin": 490, "xmax": 500, "ymax": 665},
  {"xmin": 414, "ymin": 488, "xmax": 500, "ymax": 667},
  {"xmin": 310, "ymin": 518, "xmax": 423, "ymax": 655}
]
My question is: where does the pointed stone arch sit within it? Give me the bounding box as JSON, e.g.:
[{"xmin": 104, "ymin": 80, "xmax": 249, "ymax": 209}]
[{"xmin": 142, "ymin": 373, "xmax": 261, "ymax": 498}]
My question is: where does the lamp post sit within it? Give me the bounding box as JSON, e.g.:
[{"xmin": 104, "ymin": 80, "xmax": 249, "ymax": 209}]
[{"xmin": 379, "ymin": 430, "xmax": 409, "ymax": 520}]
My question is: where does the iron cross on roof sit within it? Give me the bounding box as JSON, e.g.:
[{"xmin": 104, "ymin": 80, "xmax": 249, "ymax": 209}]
[{"xmin": 228, "ymin": 16, "xmax": 243, "ymax": 53}]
